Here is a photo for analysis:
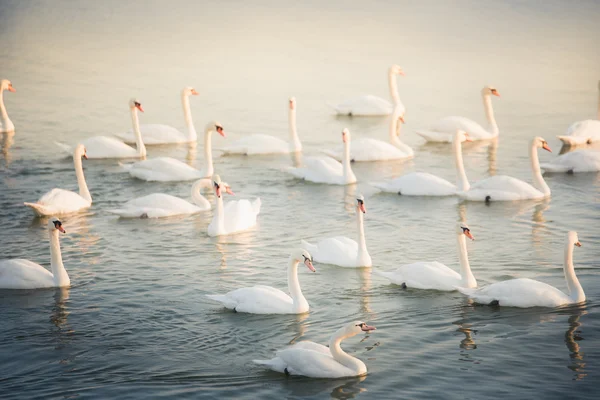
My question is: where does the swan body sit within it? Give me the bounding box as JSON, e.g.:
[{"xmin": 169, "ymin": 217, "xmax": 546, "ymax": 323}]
[
  {"xmin": 330, "ymin": 65, "xmax": 404, "ymax": 116},
  {"xmin": 57, "ymin": 99, "xmax": 146, "ymax": 159},
  {"xmin": 206, "ymin": 249, "xmax": 315, "ymax": 314},
  {"xmin": 558, "ymin": 81, "xmax": 600, "ymax": 146},
  {"xmin": 114, "ymin": 87, "xmax": 199, "ymax": 144},
  {"xmin": 0, "ymin": 79, "xmax": 16, "ymax": 133},
  {"xmin": 458, "ymin": 232, "xmax": 585, "ymax": 308},
  {"xmin": 288, "ymin": 128, "xmax": 357, "ymax": 185},
  {"xmin": 125, "ymin": 121, "xmax": 225, "ymax": 182},
  {"xmin": 207, "ymin": 175, "xmax": 261, "ymax": 237},
  {"xmin": 0, "ymin": 219, "xmax": 69, "ymax": 289},
  {"xmin": 323, "ymin": 107, "xmax": 413, "ymax": 162},
  {"xmin": 416, "ymin": 86, "xmax": 500, "ymax": 142},
  {"xmin": 222, "ymin": 97, "xmax": 302, "ymax": 155},
  {"xmin": 24, "ymin": 144, "xmax": 92, "ymax": 216},
  {"xmin": 541, "ymin": 150, "xmax": 600, "ymax": 173},
  {"xmin": 302, "ymin": 195, "xmax": 371, "ymax": 268},
  {"xmin": 375, "ymin": 225, "xmax": 476, "ymax": 291},
  {"xmin": 254, "ymin": 321, "xmax": 376, "ymax": 378}
]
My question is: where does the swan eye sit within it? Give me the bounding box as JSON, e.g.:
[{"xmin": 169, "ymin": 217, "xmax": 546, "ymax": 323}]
[
  {"xmin": 462, "ymin": 227, "xmax": 469, "ymax": 233},
  {"xmin": 356, "ymin": 323, "xmax": 365, "ymax": 327},
  {"xmin": 53, "ymin": 221, "xmax": 62, "ymax": 227},
  {"xmin": 134, "ymin": 102, "xmax": 141, "ymax": 107},
  {"xmin": 357, "ymin": 199, "xmax": 364, "ymax": 205}
]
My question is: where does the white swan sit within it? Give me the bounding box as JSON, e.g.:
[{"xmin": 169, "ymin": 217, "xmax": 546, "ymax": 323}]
[
  {"xmin": 373, "ymin": 130, "xmax": 472, "ymax": 196},
  {"xmin": 56, "ymin": 99, "xmax": 147, "ymax": 159},
  {"xmin": 458, "ymin": 136, "xmax": 552, "ymax": 201},
  {"xmin": 24, "ymin": 144, "xmax": 92, "ymax": 216},
  {"xmin": 288, "ymin": 128, "xmax": 357, "ymax": 185},
  {"xmin": 323, "ymin": 106, "xmax": 413, "ymax": 162},
  {"xmin": 302, "ymin": 195, "xmax": 371, "ymax": 268},
  {"xmin": 207, "ymin": 175, "xmax": 261, "ymax": 237},
  {"xmin": 221, "ymin": 97, "xmax": 302, "ymax": 154},
  {"xmin": 0, "ymin": 219, "xmax": 70, "ymax": 289},
  {"xmin": 416, "ymin": 86, "xmax": 500, "ymax": 142},
  {"xmin": 330, "ymin": 65, "xmax": 405, "ymax": 116},
  {"xmin": 0, "ymin": 79, "xmax": 16, "ymax": 133},
  {"xmin": 108, "ymin": 179, "xmax": 234, "ymax": 218},
  {"xmin": 458, "ymin": 231, "xmax": 585, "ymax": 307},
  {"xmin": 541, "ymin": 150, "xmax": 600, "ymax": 173},
  {"xmin": 375, "ymin": 224, "xmax": 476, "ymax": 290},
  {"xmin": 558, "ymin": 81, "xmax": 600, "ymax": 146},
  {"xmin": 206, "ymin": 248, "xmax": 315, "ymax": 314},
  {"xmin": 124, "ymin": 121, "xmax": 225, "ymax": 182},
  {"xmin": 114, "ymin": 87, "xmax": 200, "ymax": 145},
  {"xmin": 254, "ymin": 320, "xmax": 376, "ymax": 378}
]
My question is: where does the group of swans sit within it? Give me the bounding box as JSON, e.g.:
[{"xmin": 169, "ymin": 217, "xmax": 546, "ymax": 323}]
[{"xmin": 0, "ymin": 79, "xmax": 16, "ymax": 133}]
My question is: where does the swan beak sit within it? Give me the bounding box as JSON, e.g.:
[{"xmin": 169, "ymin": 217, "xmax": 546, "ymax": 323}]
[
  {"xmin": 361, "ymin": 324, "xmax": 376, "ymax": 332},
  {"xmin": 136, "ymin": 104, "xmax": 144, "ymax": 112},
  {"xmin": 575, "ymin": 241, "xmax": 582, "ymax": 247},
  {"xmin": 57, "ymin": 226, "xmax": 66, "ymax": 233},
  {"xmin": 289, "ymin": 100, "xmax": 295, "ymax": 110},
  {"xmin": 342, "ymin": 133, "xmax": 347, "ymax": 143},
  {"xmin": 464, "ymin": 230, "xmax": 475, "ymax": 240},
  {"xmin": 83, "ymin": 153, "xmax": 88, "ymax": 160},
  {"xmin": 191, "ymin": 89, "xmax": 199, "ymax": 95},
  {"xmin": 492, "ymin": 91, "xmax": 500, "ymax": 97},
  {"xmin": 225, "ymin": 186, "xmax": 235, "ymax": 196},
  {"xmin": 304, "ymin": 258, "xmax": 316, "ymax": 272},
  {"xmin": 463, "ymin": 133, "xmax": 473, "ymax": 142},
  {"xmin": 359, "ymin": 203, "xmax": 366, "ymax": 213},
  {"xmin": 542, "ymin": 143, "xmax": 552, "ymax": 152},
  {"xmin": 8, "ymin": 86, "xmax": 16, "ymax": 93},
  {"xmin": 217, "ymin": 127, "xmax": 226, "ymax": 137},
  {"xmin": 398, "ymin": 115, "xmax": 405, "ymax": 124}
]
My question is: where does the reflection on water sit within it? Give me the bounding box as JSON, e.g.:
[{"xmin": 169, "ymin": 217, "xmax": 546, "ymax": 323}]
[
  {"xmin": 290, "ymin": 151, "xmax": 302, "ymax": 168},
  {"xmin": 283, "ymin": 375, "xmax": 367, "ymax": 399},
  {"xmin": 564, "ymin": 306, "xmax": 588, "ymax": 381},
  {"xmin": 357, "ymin": 268, "xmax": 372, "ymax": 314},
  {"xmin": 186, "ymin": 142, "xmax": 197, "ymax": 166},
  {"xmin": 1, "ymin": 132, "xmax": 14, "ymax": 167},
  {"xmin": 288, "ymin": 312, "xmax": 309, "ymax": 344},
  {"xmin": 344, "ymin": 183, "xmax": 357, "ymax": 214},
  {"xmin": 487, "ymin": 139, "xmax": 498, "ymax": 176}
]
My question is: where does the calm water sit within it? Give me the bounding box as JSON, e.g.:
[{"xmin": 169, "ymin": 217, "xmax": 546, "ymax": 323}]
[{"xmin": 1, "ymin": 0, "xmax": 600, "ymax": 398}]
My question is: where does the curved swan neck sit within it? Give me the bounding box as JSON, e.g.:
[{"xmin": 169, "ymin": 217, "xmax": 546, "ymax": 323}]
[
  {"xmin": 203, "ymin": 128, "xmax": 214, "ymax": 177},
  {"xmin": 342, "ymin": 139, "xmax": 354, "ymax": 181},
  {"xmin": 288, "ymin": 105, "xmax": 301, "ymax": 152},
  {"xmin": 564, "ymin": 238, "xmax": 585, "ymax": 303},
  {"xmin": 190, "ymin": 179, "xmax": 211, "ymax": 208},
  {"xmin": 453, "ymin": 136, "xmax": 470, "ymax": 192},
  {"xmin": 131, "ymin": 107, "xmax": 146, "ymax": 157},
  {"xmin": 356, "ymin": 208, "xmax": 368, "ymax": 257},
  {"xmin": 481, "ymin": 91, "xmax": 498, "ymax": 135},
  {"xmin": 49, "ymin": 230, "xmax": 69, "ymax": 287},
  {"xmin": 181, "ymin": 93, "xmax": 197, "ymax": 142},
  {"xmin": 529, "ymin": 141, "xmax": 550, "ymax": 196},
  {"xmin": 0, "ymin": 88, "xmax": 8, "ymax": 121},
  {"xmin": 328, "ymin": 328, "xmax": 367, "ymax": 375},
  {"xmin": 389, "ymin": 115, "xmax": 413, "ymax": 155},
  {"xmin": 388, "ymin": 69, "xmax": 400, "ymax": 105},
  {"xmin": 287, "ymin": 258, "xmax": 307, "ymax": 311},
  {"xmin": 457, "ymin": 233, "xmax": 476, "ymax": 288},
  {"xmin": 74, "ymin": 152, "xmax": 91, "ymax": 203}
]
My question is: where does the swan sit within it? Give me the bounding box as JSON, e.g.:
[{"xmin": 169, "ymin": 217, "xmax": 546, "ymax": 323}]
[
  {"xmin": 375, "ymin": 224, "xmax": 477, "ymax": 290},
  {"xmin": 458, "ymin": 136, "xmax": 552, "ymax": 201},
  {"xmin": 288, "ymin": 128, "xmax": 357, "ymax": 185},
  {"xmin": 221, "ymin": 97, "xmax": 302, "ymax": 155},
  {"xmin": 254, "ymin": 320, "xmax": 376, "ymax": 378},
  {"xmin": 558, "ymin": 81, "xmax": 600, "ymax": 146},
  {"xmin": 0, "ymin": 218, "xmax": 70, "ymax": 289},
  {"xmin": 301, "ymin": 195, "xmax": 371, "ymax": 268},
  {"xmin": 541, "ymin": 150, "xmax": 600, "ymax": 173},
  {"xmin": 124, "ymin": 121, "xmax": 225, "ymax": 182},
  {"xmin": 323, "ymin": 106, "xmax": 413, "ymax": 162},
  {"xmin": 114, "ymin": 87, "xmax": 200, "ymax": 145},
  {"xmin": 107, "ymin": 179, "xmax": 234, "ymax": 218},
  {"xmin": 56, "ymin": 99, "xmax": 147, "ymax": 159},
  {"xmin": 373, "ymin": 130, "xmax": 472, "ymax": 196},
  {"xmin": 24, "ymin": 144, "xmax": 92, "ymax": 216},
  {"xmin": 206, "ymin": 248, "xmax": 315, "ymax": 313},
  {"xmin": 207, "ymin": 175, "xmax": 261, "ymax": 237},
  {"xmin": 458, "ymin": 231, "xmax": 585, "ymax": 307},
  {"xmin": 0, "ymin": 79, "xmax": 16, "ymax": 133},
  {"xmin": 416, "ymin": 86, "xmax": 500, "ymax": 142},
  {"xmin": 330, "ymin": 64, "xmax": 405, "ymax": 116}
]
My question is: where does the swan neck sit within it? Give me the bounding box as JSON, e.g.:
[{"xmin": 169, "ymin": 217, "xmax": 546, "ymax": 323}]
[
  {"xmin": 389, "ymin": 116, "xmax": 413, "ymax": 155},
  {"xmin": 356, "ymin": 208, "xmax": 368, "ymax": 257},
  {"xmin": 49, "ymin": 230, "xmax": 69, "ymax": 287},
  {"xmin": 529, "ymin": 142, "xmax": 550, "ymax": 196},
  {"xmin": 482, "ymin": 93, "xmax": 498, "ymax": 135},
  {"xmin": 287, "ymin": 258, "xmax": 307, "ymax": 311},
  {"xmin": 564, "ymin": 239, "xmax": 585, "ymax": 303},
  {"xmin": 388, "ymin": 71, "xmax": 400, "ymax": 105},
  {"xmin": 457, "ymin": 233, "xmax": 476, "ymax": 288},
  {"xmin": 182, "ymin": 93, "xmax": 197, "ymax": 142},
  {"xmin": 190, "ymin": 179, "xmax": 211, "ymax": 208},
  {"xmin": 0, "ymin": 89, "xmax": 7, "ymax": 121},
  {"xmin": 131, "ymin": 107, "xmax": 146, "ymax": 157},
  {"xmin": 213, "ymin": 192, "xmax": 225, "ymax": 233},
  {"xmin": 203, "ymin": 129, "xmax": 214, "ymax": 177},
  {"xmin": 328, "ymin": 328, "xmax": 367, "ymax": 375},
  {"xmin": 288, "ymin": 106, "xmax": 301, "ymax": 151},
  {"xmin": 74, "ymin": 152, "xmax": 92, "ymax": 203},
  {"xmin": 453, "ymin": 137, "xmax": 470, "ymax": 192},
  {"xmin": 342, "ymin": 139, "xmax": 353, "ymax": 181}
]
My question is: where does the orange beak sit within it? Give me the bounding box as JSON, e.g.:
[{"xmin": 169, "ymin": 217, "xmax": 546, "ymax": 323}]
[
  {"xmin": 361, "ymin": 324, "xmax": 376, "ymax": 332},
  {"xmin": 464, "ymin": 134, "xmax": 473, "ymax": 142},
  {"xmin": 191, "ymin": 89, "xmax": 199, "ymax": 95},
  {"xmin": 304, "ymin": 258, "xmax": 316, "ymax": 272},
  {"xmin": 217, "ymin": 127, "xmax": 225, "ymax": 137},
  {"xmin": 542, "ymin": 143, "xmax": 552, "ymax": 152},
  {"xmin": 358, "ymin": 203, "xmax": 366, "ymax": 213},
  {"xmin": 8, "ymin": 86, "xmax": 16, "ymax": 93},
  {"xmin": 575, "ymin": 241, "xmax": 582, "ymax": 247},
  {"xmin": 398, "ymin": 115, "xmax": 405, "ymax": 124},
  {"xmin": 57, "ymin": 226, "xmax": 66, "ymax": 233},
  {"xmin": 83, "ymin": 153, "xmax": 88, "ymax": 160},
  {"xmin": 289, "ymin": 100, "xmax": 295, "ymax": 110},
  {"xmin": 136, "ymin": 104, "xmax": 144, "ymax": 112},
  {"xmin": 464, "ymin": 230, "xmax": 475, "ymax": 240},
  {"xmin": 225, "ymin": 186, "xmax": 235, "ymax": 196}
]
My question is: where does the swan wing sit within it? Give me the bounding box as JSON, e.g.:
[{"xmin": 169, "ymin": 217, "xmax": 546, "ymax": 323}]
[
  {"xmin": 25, "ymin": 189, "xmax": 91, "ymax": 216},
  {"xmin": 207, "ymin": 286, "xmax": 294, "ymax": 314},
  {"xmin": 80, "ymin": 136, "xmax": 139, "ymax": 159},
  {"xmin": 330, "ymin": 95, "xmax": 394, "ymax": 116},
  {"xmin": 288, "ymin": 156, "xmax": 343, "ymax": 184},
  {"xmin": 416, "ymin": 117, "xmax": 493, "ymax": 142},
  {"xmin": 276, "ymin": 348, "xmax": 357, "ymax": 378},
  {"xmin": 222, "ymin": 134, "xmax": 289, "ymax": 155},
  {"xmin": 558, "ymin": 120, "xmax": 600, "ymax": 145},
  {"xmin": 541, "ymin": 150, "xmax": 600, "ymax": 173},
  {"xmin": 373, "ymin": 172, "xmax": 456, "ymax": 196},
  {"xmin": 310, "ymin": 236, "xmax": 359, "ymax": 267},
  {"xmin": 128, "ymin": 157, "xmax": 204, "ymax": 182},
  {"xmin": 114, "ymin": 124, "xmax": 186, "ymax": 145},
  {"xmin": 0, "ymin": 259, "xmax": 54, "ymax": 289},
  {"xmin": 108, "ymin": 193, "xmax": 202, "ymax": 218},
  {"xmin": 222, "ymin": 198, "xmax": 261, "ymax": 234},
  {"xmin": 462, "ymin": 175, "xmax": 544, "ymax": 201}
]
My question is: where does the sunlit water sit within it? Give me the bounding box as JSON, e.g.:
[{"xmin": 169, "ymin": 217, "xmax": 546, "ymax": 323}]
[{"xmin": 1, "ymin": 0, "xmax": 600, "ymax": 398}]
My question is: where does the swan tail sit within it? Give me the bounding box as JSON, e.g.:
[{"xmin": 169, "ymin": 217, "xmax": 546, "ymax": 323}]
[
  {"xmin": 326, "ymin": 102, "xmax": 341, "ymax": 114},
  {"xmin": 54, "ymin": 141, "xmax": 73, "ymax": 154},
  {"xmin": 300, "ymin": 240, "xmax": 318, "ymax": 255},
  {"xmin": 414, "ymin": 130, "xmax": 451, "ymax": 143},
  {"xmin": 373, "ymin": 269, "xmax": 402, "ymax": 283},
  {"xmin": 107, "ymin": 208, "xmax": 156, "ymax": 218},
  {"xmin": 321, "ymin": 149, "xmax": 340, "ymax": 159},
  {"xmin": 253, "ymin": 357, "xmax": 287, "ymax": 373},
  {"xmin": 205, "ymin": 294, "xmax": 237, "ymax": 309},
  {"xmin": 251, "ymin": 198, "xmax": 262, "ymax": 215},
  {"xmin": 23, "ymin": 202, "xmax": 51, "ymax": 217},
  {"xmin": 557, "ymin": 135, "xmax": 589, "ymax": 146},
  {"xmin": 456, "ymin": 286, "xmax": 478, "ymax": 296},
  {"xmin": 540, "ymin": 163, "xmax": 570, "ymax": 173},
  {"xmin": 118, "ymin": 162, "xmax": 134, "ymax": 171}
]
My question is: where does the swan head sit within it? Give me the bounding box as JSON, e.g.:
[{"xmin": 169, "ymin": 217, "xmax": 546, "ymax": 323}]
[
  {"xmin": 206, "ymin": 121, "xmax": 225, "ymax": 137},
  {"xmin": 342, "ymin": 128, "xmax": 351, "ymax": 144},
  {"xmin": 482, "ymin": 86, "xmax": 500, "ymax": 97},
  {"xmin": 48, "ymin": 218, "xmax": 66, "ymax": 234},
  {"xmin": 458, "ymin": 224, "xmax": 474, "ymax": 240},
  {"xmin": 453, "ymin": 130, "xmax": 472, "ymax": 143},
  {"xmin": 289, "ymin": 96, "xmax": 296, "ymax": 110},
  {"xmin": 129, "ymin": 98, "xmax": 144, "ymax": 112},
  {"xmin": 346, "ymin": 321, "xmax": 376, "ymax": 337},
  {"xmin": 568, "ymin": 231, "xmax": 582, "ymax": 247},
  {"xmin": 533, "ymin": 137, "xmax": 552, "ymax": 152},
  {"xmin": 0, "ymin": 79, "xmax": 15, "ymax": 93},
  {"xmin": 212, "ymin": 175, "xmax": 234, "ymax": 197},
  {"xmin": 183, "ymin": 87, "xmax": 199, "ymax": 96},
  {"xmin": 356, "ymin": 195, "xmax": 366, "ymax": 213},
  {"xmin": 74, "ymin": 144, "xmax": 88, "ymax": 160},
  {"xmin": 291, "ymin": 248, "xmax": 316, "ymax": 272},
  {"xmin": 389, "ymin": 65, "xmax": 405, "ymax": 76}
]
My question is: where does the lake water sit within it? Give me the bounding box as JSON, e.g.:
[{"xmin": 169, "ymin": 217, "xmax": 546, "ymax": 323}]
[{"xmin": 1, "ymin": 0, "xmax": 600, "ymax": 398}]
